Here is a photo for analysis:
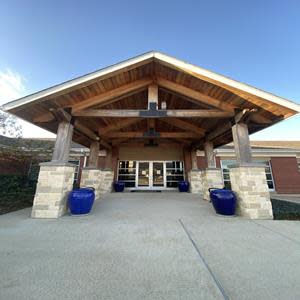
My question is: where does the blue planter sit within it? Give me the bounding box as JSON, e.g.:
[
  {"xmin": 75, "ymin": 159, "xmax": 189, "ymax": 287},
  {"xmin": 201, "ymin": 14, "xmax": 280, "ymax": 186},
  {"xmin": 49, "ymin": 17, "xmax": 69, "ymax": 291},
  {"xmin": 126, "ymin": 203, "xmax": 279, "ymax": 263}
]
[
  {"xmin": 209, "ymin": 188, "xmax": 236, "ymax": 216},
  {"xmin": 114, "ymin": 181, "xmax": 125, "ymax": 192},
  {"xmin": 178, "ymin": 181, "xmax": 189, "ymax": 192},
  {"xmin": 68, "ymin": 188, "xmax": 95, "ymax": 215}
]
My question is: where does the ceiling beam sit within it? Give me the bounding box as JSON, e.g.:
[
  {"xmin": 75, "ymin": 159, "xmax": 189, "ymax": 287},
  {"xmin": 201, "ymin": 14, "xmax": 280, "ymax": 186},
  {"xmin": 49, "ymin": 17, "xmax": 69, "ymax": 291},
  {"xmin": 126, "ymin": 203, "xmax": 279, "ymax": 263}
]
[
  {"xmin": 98, "ymin": 118, "xmax": 142, "ymax": 135},
  {"xmin": 73, "ymin": 109, "xmax": 234, "ymax": 118},
  {"xmin": 72, "ymin": 78, "xmax": 153, "ymax": 112},
  {"xmin": 160, "ymin": 118, "xmax": 205, "ymax": 135},
  {"xmin": 156, "ymin": 77, "xmax": 235, "ymax": 112},
  {"xmin": 104, "ymin": 131, "xmax": 199, "ymax": 139},
  {"xmin": 207, "ymin": 121, "xmax": 232, "ymax": 142},
  {"xmin": 74, "ymin": 120, "xmax": 112, "ymax": 150}
]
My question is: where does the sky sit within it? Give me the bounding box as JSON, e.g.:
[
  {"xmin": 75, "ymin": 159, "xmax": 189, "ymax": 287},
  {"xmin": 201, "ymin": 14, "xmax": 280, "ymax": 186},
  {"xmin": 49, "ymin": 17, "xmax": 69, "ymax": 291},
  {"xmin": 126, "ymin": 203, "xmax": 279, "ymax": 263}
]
[{"xmin": 0, "ymin": 0, "xmax": 299, "ymax": 140}]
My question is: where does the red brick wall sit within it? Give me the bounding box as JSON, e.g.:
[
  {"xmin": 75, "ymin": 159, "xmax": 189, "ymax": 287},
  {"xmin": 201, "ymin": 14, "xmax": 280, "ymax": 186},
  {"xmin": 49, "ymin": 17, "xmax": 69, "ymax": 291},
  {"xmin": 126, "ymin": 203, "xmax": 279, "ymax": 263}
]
[{"xmin": 270, "ymin": 157, "xmax": 300, "ymax": 194}]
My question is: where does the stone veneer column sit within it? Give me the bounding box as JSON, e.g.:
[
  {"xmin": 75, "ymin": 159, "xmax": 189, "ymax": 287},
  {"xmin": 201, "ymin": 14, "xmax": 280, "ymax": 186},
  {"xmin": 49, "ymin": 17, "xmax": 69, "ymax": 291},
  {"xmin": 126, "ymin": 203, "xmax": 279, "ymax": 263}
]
[
  {"xmin": 188, "ymin": 170, "xmax": 203, "ymax": 195},
  {"xmin": 31, "ymin": 162, "xmax": 76, "ymax": 218},
  {"xmin": 202, "ymin": 168, "xmax": 223, "ymax": 201},
  {"xmin": 229, "ymin": 165, "xmax": 273, "ymax": 219},
  {"xmin": 99, "ymin": 169, "xmax": 114, "ymax": 194},
  {"xmin": 80, "ymin": 167, "xmax": 101, "ymax": 200}
]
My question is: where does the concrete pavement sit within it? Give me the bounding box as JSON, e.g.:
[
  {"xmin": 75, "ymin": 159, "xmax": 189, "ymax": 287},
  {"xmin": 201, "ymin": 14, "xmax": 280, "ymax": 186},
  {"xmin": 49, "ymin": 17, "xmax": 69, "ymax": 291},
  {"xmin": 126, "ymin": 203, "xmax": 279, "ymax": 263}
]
[{"xmin": 0, "ymin": 193, "xmax": 299, "ymax": 300}]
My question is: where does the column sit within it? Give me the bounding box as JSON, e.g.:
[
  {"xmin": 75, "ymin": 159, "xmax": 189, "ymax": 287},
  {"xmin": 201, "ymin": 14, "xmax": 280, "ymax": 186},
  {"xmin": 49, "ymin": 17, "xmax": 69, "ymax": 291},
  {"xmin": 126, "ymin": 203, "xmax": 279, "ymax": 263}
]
[
  {"xmin": 99, "ymin": 149, "xmax": 114, "ymax": 194},
  {"xmin": 229, "ymin": 122, "xmax": 273, "ymax": 219},
  {"xmin": 188, "ymin": 148, "xmax": 203, "ymax": 194},
  {"xmin": 80, "ymin": 141, "xmax": 101, "ymax": 200},
  {"xmin": 202, "ymin": 141, "xmax": 223, "ymax": 201},
  {"xmin": 31, "ymin": 121, "xmax": 76, "ymax": 218}
]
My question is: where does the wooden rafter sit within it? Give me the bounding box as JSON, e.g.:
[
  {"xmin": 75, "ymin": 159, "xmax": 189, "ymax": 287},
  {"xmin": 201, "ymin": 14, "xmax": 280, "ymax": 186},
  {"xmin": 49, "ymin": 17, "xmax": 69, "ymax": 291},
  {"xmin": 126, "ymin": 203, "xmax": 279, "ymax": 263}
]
[
  {"xmin": 160, "ymin": 118, "xmax": 205, "ymax": 135},
  {"xmin": 72, "ymin": 78, "xmax": 153, "ymax": 112},
  {"xmin": 157, "ymin": 77, "xmax": 235, "ymax": 112},
  {"xmin": 72, "ymin": 109, "xmax": 234, "ymax": 118},
  {"xmin": 98, "ymin": 118, "xmax": 142, "ymax": 135}
]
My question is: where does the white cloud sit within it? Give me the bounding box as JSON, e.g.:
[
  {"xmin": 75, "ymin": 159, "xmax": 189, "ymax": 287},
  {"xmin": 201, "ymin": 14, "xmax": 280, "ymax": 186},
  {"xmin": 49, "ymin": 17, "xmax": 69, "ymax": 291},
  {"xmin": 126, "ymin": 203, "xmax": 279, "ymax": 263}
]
[
  {"xmin": 0, "ymin": 69, "xmax": 26, "ymax": 103},
  {"xmin": 0, "ymin": 68, "xmax": 55, "ymax": 138}
]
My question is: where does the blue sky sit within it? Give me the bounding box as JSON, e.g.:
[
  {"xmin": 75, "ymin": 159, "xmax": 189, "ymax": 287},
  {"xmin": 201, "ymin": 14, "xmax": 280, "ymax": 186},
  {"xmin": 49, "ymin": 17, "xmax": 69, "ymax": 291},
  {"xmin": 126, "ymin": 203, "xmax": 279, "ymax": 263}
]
[{"xmin": 0, "ymin": 0, "xmax": 299, "ymax": 139}]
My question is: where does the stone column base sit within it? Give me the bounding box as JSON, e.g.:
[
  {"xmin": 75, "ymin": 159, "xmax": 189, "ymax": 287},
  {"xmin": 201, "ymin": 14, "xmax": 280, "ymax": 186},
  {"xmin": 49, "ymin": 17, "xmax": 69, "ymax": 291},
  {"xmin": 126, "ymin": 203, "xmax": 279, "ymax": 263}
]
[
  {"xmin": 99, "ymin": 169, "xmax": 114, "ymax": 194},
  {"xmin": 188, "ymin": 170, "xmax": 203, "ymax": 195},
  {"xmin": 31, "ymin": 162, "xmax": 75, "ymax": 218},
  {"xmin": 202, "ymin": 168, "xmax": 223, "ymax": 201},
  {"xmin": 80, "ymin": 168, "xmax": 101, "ymax": 200},
  {"xmin": 229, "ymin": 165, "xmax": 273, "ymax": 219}
]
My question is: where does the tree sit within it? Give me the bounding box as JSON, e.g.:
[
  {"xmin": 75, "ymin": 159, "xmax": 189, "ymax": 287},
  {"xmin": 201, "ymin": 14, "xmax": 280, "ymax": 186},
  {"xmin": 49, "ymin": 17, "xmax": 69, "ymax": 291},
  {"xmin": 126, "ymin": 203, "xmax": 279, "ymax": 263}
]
[{"xmin": 0, "ymin": 109, "xmax": 22, "ymax": 137}]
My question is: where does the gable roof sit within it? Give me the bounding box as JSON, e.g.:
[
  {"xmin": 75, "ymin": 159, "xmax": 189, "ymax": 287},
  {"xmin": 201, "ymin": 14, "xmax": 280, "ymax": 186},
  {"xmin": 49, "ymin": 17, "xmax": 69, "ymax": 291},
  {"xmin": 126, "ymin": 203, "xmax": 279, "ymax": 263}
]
[
  {"xmin": 2, "ymin": 51, "xmax": 300, "ymax": 113},
  {"xmin": 1, "ymin": 51, "xmax": 299, "ymax": 149}
]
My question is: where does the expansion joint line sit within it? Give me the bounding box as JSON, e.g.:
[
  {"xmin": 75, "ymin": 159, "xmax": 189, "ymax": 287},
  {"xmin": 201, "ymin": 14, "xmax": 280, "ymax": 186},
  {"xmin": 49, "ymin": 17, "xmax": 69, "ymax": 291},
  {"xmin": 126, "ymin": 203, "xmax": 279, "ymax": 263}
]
[{"xmin": 178, "ymin": 219, "xmax": 230, "ymax": 300}]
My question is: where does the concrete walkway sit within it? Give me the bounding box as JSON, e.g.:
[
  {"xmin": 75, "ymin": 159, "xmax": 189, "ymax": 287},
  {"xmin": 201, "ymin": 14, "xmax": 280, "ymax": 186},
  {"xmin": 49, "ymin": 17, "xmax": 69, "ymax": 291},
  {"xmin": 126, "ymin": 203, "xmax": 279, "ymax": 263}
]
[{"xmin": 0, "ymin": 193, "xmax": 299, "ymax": 300}]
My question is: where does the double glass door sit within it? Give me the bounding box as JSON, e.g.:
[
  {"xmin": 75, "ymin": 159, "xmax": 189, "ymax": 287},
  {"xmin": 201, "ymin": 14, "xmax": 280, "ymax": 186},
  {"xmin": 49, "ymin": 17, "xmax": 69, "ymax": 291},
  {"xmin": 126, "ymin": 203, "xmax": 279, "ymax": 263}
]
[{"xmin": 137, "ymin": 161, "xmax": 164, "ymax": 188}]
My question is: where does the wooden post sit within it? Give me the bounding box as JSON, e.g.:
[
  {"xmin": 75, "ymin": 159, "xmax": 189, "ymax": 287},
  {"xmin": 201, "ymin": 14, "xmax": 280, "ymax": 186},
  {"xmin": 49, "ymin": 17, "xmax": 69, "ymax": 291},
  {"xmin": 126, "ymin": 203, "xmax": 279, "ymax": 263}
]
[
  {"xmin": 52, "ymin": 121, "xmax": 73, "ymax": 163},
  {"xmin": 88, "ymin": 141, "xmax": 99, "ymax": 168},
  {"xmin": 148, "ymin": 84, "xmax": 158, "ymax": 110},
  {"xmin": 232, "ymin": 122, "xmax": 252, "ymax": 164},
  {"xmin": 111, "ymin": 146, "xmax": 119, "ymax": 181},
  {"xmin": 104, "ymin": 149, "xmax": 113, "ymax": 169},
  {"xmin": 183, "ymin": 147, "xmax": 192, "ymax": 179},
  {"xmin": 191, "ymin": 149, "xmax": 198, "ymax": 170},
  {"xmin": 204, "ymin": 141, "xmax": 216, "ymax": 168}
]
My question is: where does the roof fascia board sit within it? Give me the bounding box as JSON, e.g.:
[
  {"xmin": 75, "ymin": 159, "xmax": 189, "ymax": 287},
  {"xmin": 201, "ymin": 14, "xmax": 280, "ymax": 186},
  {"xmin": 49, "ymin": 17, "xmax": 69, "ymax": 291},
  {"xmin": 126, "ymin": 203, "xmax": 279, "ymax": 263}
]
[
  {"xmin": 154, "ymin": 52, "xmax": 300, "ymax": 113},
  {"xmin": 2, "ymin": 51, "xmax": 155, "ymax": 111}
]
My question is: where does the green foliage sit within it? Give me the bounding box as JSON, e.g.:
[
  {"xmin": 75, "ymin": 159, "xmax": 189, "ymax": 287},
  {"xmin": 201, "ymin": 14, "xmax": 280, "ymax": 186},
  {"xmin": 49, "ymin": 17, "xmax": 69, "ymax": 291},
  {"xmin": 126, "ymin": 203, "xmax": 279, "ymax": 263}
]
[
  {"xmin": 271, "ymin": 199, "xmax": 300, "ymax": 221},
  {"xmin": 0, "ymin": 174, "xmax": 36, "ymax": 214}
]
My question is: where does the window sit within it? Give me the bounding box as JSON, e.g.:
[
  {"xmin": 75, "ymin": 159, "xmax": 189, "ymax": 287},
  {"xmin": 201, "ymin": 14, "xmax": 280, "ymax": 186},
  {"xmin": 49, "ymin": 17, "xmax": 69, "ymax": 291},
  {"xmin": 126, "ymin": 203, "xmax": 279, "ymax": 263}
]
[
  {"xmin": 118, "ymin": 161, "xmax": 136, "ymax": 187},
  {"xmin": 165, "ymin": 161, "xmax": 184, "ymax": 188},
  {"xmin": 68, "ymin": 160, "xmax": 80, "ymax": 184},
  {"xmin": 221, "ymin": 159, "xmax": 275, "ymax": 190}
]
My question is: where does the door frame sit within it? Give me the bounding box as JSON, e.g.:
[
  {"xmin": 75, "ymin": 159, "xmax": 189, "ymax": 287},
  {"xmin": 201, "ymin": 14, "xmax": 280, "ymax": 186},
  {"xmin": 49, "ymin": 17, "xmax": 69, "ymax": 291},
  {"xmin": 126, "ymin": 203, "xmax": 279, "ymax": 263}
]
[{"xmin": 136, "ymin": 161, "xmax": 166, "ymax": 190}]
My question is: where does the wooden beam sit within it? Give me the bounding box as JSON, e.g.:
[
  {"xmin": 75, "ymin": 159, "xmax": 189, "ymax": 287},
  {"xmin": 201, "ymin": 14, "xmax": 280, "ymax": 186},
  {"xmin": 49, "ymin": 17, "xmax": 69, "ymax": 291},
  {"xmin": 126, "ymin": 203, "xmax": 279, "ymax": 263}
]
[
  {"xmin": 74, "ymin": 120, "xmax": 99, "ymax": 141},
  {"xmin": 104, "ymin": 131, "xmax": 199, "ymax": 139},
  {"xmin": 72, "ymin": 79, "xmax": 152, "ymax": 112},
  {"xmin": 160, "ymin": 118, "xmax": 205, "ymax": 135},
  {"xmin": 33, "ymin": 108, "xmax": 72, "ymax": 123},
  {"xmin": 99, "ymin": 139, "xmax": 112, "ymax": 151},
  {"xmin": 49, "ymin": 108, "xmax": 72, "ymax": 123},
  {"xmin": 73, "ymin": 109, "xmax": 234, "ymax": 118},
  {"xmin": 157, "ymin": 77, "xmax": 235, "ymax": 112},
  {"xmin": 148, "ymin": 84, "xmax": 158, "ymax": 109},
  {"xmin": 98, "ymin": 118, "xmax": 142, "ymax": 135},
  {"xmin": 33, "ymin": 112, "xmax": 54, "ymax": 123},
  {"xmin": 207, "ymin": 121, "xmax": 232, "ymax": 141}
]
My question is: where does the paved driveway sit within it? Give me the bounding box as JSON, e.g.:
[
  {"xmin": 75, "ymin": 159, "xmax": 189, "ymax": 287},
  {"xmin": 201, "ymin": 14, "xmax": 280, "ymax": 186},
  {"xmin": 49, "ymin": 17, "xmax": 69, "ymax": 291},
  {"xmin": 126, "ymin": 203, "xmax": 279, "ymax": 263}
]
[{"xmin": 0, "ymin": 193, "xmax": 299, "ymax": 300}]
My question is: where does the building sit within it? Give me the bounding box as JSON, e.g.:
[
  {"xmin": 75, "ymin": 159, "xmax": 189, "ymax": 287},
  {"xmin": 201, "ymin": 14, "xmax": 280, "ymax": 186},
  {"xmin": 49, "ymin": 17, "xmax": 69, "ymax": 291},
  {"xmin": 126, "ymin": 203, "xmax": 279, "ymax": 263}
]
[{"xmin": 2, "ymin": 51, "xmax": 300, "ymax": 219}]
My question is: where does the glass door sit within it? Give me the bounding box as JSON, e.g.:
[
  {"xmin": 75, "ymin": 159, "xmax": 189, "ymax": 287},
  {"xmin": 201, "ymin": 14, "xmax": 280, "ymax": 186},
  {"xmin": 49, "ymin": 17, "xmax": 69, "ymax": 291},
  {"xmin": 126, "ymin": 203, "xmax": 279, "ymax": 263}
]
[
  {"xmin": 137, "ymin": 162, "xmax": 150, "ymax": 187},
  {"xmin": 152, "ymin": 162, "xmax": 164, "ymax": 187}
]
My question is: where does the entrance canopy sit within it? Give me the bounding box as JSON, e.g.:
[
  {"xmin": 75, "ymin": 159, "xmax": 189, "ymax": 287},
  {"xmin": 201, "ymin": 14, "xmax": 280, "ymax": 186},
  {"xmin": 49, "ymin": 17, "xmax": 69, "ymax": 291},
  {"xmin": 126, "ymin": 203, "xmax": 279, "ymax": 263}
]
[{"xmin": 2, "ymin": 51, "xmax": 300, "ymax": 149}]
